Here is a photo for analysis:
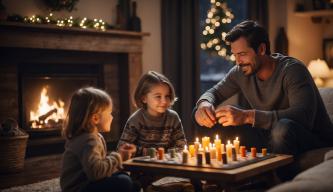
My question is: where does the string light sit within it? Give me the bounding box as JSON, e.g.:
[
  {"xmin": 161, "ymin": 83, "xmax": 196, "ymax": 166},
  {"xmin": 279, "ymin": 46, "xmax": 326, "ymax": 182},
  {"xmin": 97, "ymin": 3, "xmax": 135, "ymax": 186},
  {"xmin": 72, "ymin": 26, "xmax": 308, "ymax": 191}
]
[
  {"xmin": 201, "ymin": 0, "xmax": 235, "ymax": 61},
  {"xmin": 11, "ymin": 13, "xmax": 109, "ymax": 31}
]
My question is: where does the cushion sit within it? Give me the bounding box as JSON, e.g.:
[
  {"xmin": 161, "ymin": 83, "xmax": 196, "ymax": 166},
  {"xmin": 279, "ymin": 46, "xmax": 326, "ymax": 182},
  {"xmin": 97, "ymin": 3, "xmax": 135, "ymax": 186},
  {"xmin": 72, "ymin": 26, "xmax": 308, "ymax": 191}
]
[
  {"xmin": 268, "ymin": 152, "xmax": 333, "ymax": 192},
  {"xmin": 319, "ymin": 88, "xmax": 333, "ymax": 122},
  {"xmin": 297, "ymin": 147, "xmax": 333, "ymax": 171}
]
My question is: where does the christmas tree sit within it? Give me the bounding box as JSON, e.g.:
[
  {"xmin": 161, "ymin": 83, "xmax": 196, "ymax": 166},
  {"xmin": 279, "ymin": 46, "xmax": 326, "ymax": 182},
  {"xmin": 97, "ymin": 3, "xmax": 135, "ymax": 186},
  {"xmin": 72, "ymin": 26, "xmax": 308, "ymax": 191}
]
[{"xmin": 201, "ymin": 0, "xmax": 235, "ymax": 61}]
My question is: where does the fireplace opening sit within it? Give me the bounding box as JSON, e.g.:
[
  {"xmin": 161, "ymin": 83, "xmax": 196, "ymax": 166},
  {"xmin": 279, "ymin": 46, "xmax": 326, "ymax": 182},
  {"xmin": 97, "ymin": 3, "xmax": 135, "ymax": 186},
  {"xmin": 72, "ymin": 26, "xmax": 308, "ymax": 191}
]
[{"xmin": 19, "ymin": 63, "xmax": 103, "ymax": 138}]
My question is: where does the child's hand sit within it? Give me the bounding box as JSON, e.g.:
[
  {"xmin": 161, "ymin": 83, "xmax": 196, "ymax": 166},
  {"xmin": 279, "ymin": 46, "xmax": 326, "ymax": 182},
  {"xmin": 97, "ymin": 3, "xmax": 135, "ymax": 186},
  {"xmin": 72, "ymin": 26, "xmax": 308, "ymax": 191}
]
[{"xmin": 118, "ymin": 143, "xmax": 137, "ymax": 161}]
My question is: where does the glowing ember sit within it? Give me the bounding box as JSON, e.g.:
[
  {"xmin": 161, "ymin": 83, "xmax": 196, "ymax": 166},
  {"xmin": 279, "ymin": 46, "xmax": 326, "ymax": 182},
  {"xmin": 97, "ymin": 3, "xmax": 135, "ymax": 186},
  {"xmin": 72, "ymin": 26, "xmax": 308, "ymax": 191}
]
[{"xmin": 29, "ymin": 87, "xmax": 65, "ymax": 129}]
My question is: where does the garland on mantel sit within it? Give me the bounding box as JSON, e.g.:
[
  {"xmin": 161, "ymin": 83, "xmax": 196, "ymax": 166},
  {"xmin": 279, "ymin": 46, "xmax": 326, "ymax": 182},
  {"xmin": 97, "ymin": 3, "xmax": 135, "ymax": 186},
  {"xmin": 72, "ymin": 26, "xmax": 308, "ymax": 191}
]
[{"xmin": 6, "ymin": 13, "xmax": 114, "ymax": 31}]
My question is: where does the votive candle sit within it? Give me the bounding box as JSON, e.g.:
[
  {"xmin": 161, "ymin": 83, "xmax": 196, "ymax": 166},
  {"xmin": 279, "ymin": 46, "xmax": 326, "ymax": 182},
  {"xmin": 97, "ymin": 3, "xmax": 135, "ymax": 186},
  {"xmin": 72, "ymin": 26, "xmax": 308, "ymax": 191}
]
[
  {"xmin": 251, "ymin": 147, "xmax": 257, "ymax": 158},
  {"xmin": 210, "ymin": 143, "xmax": 216, "ymax": 159},
  {"xmin": 240, "ymin": 146, "xmax": 246, "ymax": 157},
  {"xmin": 189, "ymin": 144, "xmax": 195, "ymax": 157},
  {"xmin": 158, "ymin": 147, "xmax": 165, "ymax": 160},
  {"xmin": 205, "ymin": 147, "xmax": 211, "ymax": 164},
  {"xmin": 182, "ymin": 145, "xmax": 189, "ymax": 163},
  {"xmin": 226, "ymin": 140, "xmax": 233, "ymax": 159},
  {"xmin": 233, "ymin": 137, "xmax": 240, "ymax": 154},
  {"xmin": 222, "ymin": 152, "xmax": 228, "ymax": 164},
  {"xmin": 262, "ymin": 148, "xmax": 267, "ymax": 156}
]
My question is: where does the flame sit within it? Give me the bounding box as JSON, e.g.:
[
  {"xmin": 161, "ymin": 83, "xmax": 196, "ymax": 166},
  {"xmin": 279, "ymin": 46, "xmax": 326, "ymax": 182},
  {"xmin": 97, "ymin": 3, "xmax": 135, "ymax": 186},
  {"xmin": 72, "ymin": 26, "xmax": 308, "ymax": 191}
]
[{"xmin": 30, "ymin": 87, "xmax": 65, "ymax": 128}]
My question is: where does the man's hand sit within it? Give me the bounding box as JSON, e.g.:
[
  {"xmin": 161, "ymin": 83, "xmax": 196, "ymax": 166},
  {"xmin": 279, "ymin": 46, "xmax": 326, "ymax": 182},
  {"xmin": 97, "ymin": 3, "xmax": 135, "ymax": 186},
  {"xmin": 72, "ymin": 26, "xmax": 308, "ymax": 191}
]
[
  {"xmin": 118, "ymin": 143, "xmax": 137, "ymax": 161},
  {"xmin": 215, "ymin": 105, "xmax": 254, "ymax": 126},
  {"xmin": 195, "ymin": 101, "xmax": 216, "ymax": 128}
]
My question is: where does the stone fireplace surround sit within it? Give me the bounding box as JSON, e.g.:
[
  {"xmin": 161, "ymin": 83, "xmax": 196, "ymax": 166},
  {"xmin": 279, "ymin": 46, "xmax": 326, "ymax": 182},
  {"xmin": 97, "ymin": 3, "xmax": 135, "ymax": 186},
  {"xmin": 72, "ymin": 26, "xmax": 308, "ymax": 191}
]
[{"xmin": 0, "ymin": 22, "xmax": 148, "ymax": 156}]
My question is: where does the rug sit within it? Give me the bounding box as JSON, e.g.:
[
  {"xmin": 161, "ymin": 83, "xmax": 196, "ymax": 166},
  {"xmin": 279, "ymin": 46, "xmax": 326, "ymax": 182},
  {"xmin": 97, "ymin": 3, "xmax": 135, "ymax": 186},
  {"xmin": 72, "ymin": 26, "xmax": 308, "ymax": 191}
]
[{"xmin": 1, "ymin": 178, "xmax": 60, "ymax": 192}]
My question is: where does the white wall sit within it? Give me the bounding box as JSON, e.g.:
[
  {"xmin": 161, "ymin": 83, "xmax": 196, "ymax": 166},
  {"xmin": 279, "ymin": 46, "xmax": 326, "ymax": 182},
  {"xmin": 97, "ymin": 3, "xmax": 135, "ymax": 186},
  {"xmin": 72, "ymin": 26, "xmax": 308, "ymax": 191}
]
[{"xmin": 2, "ymin": 0, "xmax": 162, "ymax": 74}]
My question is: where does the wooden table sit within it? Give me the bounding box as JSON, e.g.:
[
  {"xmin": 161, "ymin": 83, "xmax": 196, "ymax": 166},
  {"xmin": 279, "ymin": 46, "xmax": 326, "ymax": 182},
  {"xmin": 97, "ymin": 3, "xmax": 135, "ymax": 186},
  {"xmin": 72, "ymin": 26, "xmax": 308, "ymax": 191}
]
[{"xmin": 123, "ymin": 154, "xmax": 293, "ymax": 192}]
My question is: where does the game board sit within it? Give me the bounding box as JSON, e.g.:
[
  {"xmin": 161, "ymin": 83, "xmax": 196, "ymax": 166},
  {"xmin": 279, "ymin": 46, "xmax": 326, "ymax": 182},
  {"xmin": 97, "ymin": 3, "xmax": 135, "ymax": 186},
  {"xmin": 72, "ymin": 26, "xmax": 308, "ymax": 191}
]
[{"xmin": 132, "ymin": 152, "xmax": 276, "ymax": 170}]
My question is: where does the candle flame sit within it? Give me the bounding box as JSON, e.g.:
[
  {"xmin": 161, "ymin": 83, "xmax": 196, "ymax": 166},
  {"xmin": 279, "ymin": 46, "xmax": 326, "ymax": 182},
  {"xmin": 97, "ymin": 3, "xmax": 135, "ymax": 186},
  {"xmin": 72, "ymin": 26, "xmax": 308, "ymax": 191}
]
[
  {"xmin": 228, "ymin": 140, "xmax": 230, "ymax": 144},
  {"xmin": 184, "ymin": 145, "xmax": 187, "ymax": 150},
  {"xmin": 236, "ymin": 137, "xmax": 239, "ymax": 141},
  {"xmin": 196, "ymin": 137, "xmax": 199, "ymax": 142},
  {"xmin": 216, "ymin": 134, "xmax": 219, "ymax": 140}
]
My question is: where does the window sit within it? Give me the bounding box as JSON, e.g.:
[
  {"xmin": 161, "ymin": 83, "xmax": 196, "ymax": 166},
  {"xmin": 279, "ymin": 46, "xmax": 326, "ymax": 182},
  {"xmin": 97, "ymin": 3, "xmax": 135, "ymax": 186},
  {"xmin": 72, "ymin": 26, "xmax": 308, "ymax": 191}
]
[{"xmin": 199, "ymin": 0, "xmax": 247, "ymax": 93}]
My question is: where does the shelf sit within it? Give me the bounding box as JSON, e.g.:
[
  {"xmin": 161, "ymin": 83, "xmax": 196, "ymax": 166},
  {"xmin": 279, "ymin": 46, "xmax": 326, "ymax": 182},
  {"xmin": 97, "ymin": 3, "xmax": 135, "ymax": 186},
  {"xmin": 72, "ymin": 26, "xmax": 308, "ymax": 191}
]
[{"xmin": 294, "ymin": 10, "xmax": 333, "ymax": 17}]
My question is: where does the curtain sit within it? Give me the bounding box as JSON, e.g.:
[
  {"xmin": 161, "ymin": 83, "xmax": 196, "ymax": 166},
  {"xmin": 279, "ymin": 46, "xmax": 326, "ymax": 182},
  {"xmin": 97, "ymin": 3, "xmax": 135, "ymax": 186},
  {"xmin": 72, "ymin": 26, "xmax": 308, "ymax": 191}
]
[
  {"xmin": 247, "ymin": 0, "xmax": 268, "ymax": 29},
  {"xmin": 161, "ymin": 0, "xmax": 200, "ymax": 140}
]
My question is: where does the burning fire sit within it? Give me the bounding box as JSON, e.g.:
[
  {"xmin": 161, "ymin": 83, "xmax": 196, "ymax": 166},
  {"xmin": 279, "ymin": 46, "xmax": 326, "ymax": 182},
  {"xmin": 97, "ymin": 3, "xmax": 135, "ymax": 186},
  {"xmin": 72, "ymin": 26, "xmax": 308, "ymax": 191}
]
[{"xmin": 30, "ymin": 87, "xmax": 65, "ymax": 129}]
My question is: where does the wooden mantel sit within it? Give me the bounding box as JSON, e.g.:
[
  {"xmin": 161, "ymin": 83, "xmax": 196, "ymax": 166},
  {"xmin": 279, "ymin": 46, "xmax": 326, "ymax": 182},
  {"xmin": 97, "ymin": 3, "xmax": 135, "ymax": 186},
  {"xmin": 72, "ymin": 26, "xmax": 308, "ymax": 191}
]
[
  {"xmin": 0, "ymin": 21, "xmax": 150, "ymax": 115},
  {"xmin": 0, "ymin": 21, "xmax": 150, "ymax": 53}
]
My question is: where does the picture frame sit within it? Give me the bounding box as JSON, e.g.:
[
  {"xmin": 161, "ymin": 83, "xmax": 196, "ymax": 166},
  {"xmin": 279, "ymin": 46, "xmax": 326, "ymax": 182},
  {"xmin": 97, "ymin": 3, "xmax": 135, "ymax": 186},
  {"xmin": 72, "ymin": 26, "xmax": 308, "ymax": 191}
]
[{"xmin": 323, "ymin": 38, "xmax": 333, "ymax": 68}]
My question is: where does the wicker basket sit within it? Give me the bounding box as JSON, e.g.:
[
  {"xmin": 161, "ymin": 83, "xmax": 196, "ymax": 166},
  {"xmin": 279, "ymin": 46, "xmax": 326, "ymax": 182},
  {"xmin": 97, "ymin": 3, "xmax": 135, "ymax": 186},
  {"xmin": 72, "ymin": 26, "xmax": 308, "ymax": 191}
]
[{"xmin": 0, "ymin": 134, "xmax": 29, "ymax": 173}]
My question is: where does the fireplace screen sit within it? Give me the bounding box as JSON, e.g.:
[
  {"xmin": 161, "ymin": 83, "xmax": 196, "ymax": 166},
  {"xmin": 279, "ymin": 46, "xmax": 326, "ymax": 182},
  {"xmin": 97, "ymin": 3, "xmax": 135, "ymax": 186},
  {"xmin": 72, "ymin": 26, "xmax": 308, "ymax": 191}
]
[{"xmin": 20, "ymin": 64, "xmax": 102, "ymax": 130}]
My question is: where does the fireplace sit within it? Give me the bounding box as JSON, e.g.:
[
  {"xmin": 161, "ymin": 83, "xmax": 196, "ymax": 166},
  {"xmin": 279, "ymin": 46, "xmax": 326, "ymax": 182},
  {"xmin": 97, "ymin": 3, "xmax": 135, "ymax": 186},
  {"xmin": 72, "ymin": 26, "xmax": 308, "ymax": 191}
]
[
  {"xmin": 0, "ymin": 22, "xmax": 148, "ymax": 156},
  {"xmin": 20, "ymin": 62, "xmax": 101, "ymax": 134}
]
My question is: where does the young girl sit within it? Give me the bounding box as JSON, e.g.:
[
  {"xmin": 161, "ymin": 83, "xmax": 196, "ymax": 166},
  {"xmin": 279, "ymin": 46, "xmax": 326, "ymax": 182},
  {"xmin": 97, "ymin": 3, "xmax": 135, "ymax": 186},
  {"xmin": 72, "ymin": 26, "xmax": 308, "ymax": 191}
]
[
  {"xmin": 60, "ymin": 87, "xmax": 137, "ymax": 192},
  {"xmin": 117, "ymin": 71, "xmax": 189, "ymax": 191},
  {"xmin": 117, "ymin": 71, "xmax": 187, "ymax": 156}
]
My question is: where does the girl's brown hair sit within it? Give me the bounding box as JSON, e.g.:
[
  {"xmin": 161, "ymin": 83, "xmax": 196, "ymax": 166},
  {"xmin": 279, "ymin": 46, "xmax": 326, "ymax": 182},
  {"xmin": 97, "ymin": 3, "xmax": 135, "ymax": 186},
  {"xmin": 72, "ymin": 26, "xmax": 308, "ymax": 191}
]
[
  {"xmin": 63, "ymin": 87, "xmax": 112, "ymax": 139},
  {"xmin": 134, "ymin": 71, "xmax": 177, "ymax": 108}
]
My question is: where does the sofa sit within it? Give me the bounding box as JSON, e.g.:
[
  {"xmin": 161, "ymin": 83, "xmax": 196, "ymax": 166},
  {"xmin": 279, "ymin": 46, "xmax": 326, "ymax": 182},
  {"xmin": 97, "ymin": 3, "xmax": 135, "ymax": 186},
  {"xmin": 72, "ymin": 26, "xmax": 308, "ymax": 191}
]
[{"xmin": 268, "ymin": 88, "xmax": 333, "ymax": 192}]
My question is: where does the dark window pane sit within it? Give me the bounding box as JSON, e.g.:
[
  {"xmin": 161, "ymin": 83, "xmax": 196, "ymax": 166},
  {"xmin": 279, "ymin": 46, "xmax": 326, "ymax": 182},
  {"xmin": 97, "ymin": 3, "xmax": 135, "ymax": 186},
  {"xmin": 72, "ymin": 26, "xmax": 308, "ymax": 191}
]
[{"xmin": 199, "ymin": 0, "xmax": 247, "ymax": 93}]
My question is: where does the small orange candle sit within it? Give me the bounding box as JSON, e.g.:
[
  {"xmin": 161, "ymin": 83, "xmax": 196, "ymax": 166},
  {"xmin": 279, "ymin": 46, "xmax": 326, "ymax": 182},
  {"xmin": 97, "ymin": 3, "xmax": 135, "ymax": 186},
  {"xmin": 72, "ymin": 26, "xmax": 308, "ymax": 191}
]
[
  {"xmin": 158, "ymin": 147, "xmax": 165, "ymax": 160},
  {"xmin": 262, "ymin": 148, "xmax": 267, "ymax": 156},
  {"xmin": 240, "ymin": 146, "xmax": 246, "ymax": 157},
  {"xmin": 251, "ymin": 147, "xmax": 257, "ymax": 158}
]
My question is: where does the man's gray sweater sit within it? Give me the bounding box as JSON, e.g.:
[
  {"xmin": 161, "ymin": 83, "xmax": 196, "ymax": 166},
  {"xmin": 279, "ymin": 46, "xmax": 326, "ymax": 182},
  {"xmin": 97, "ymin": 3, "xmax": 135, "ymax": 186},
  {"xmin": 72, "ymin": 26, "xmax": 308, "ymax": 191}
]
[{"xmin": 199, "ymin": 53, "xmax": 333, "ymax": 143}]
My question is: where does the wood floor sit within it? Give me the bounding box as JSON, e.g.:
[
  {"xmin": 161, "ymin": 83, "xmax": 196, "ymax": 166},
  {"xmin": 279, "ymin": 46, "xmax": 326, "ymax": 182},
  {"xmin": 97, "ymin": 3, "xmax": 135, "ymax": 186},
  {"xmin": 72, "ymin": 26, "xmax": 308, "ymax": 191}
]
[{"xmin": 0, "ymin": 154, "xmax": 62, "ymax": 189}]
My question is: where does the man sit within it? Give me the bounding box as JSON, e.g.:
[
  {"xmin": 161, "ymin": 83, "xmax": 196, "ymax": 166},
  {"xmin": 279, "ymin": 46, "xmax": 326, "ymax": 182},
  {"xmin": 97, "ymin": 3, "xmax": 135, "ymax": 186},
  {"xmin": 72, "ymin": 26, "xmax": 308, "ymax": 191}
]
[{"xmin": 194, "ymin": 20, "xmax": 333, "ymax": 158}]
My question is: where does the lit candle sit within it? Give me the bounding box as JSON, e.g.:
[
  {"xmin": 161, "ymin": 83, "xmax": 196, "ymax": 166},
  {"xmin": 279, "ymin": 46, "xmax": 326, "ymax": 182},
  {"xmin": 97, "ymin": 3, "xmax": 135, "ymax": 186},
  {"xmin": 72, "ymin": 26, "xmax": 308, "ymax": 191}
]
[
  {"xmin": 182, "ymin": 145, "xmax": 189, "ymax": 163},
  {"xmin": 251, "ymin": 147, "xmax": 257, "ymax": 158},
  {"xmin": 189, "ymin": 144, "xmax": 195, "ymax": 157},
  {"xmin": 210, "ymin": 143, "xmax": 217, "ymax": 159},
  {"xmin": 240, "ymin": 146, "xmax": 246, "ymax": 157},
  {"xmin": 198, "ymin": 144, "xmax": 204, "ymax": 153},
  {"xmin": 262, "ymin": 148, "xmax": 267, "ymax": 156},
  {"xmin": 214, "ymin": 134, "xmax": 222, "ymax": 151},
  {"xmin": 205, "ymin": 147, "xmax": 211, "ymax": 164},
  {"xmin": 215, "ymin": 135, "xmax": 221, "ymax": 161},
  {"xmin": 226, "ymin": 140, "xmax": 233, "ymax": 159},
  {"xmin": 194, "ymin": 137, "xmax": 200, "ymax": 155},
  {"xmin": 202, "ymin": 136, "xmax": 210, "ymax": 150},
  {"xmin": 217, "ymin": 144, "xmax": 222, "ymax": 161},
  {"xmin": 158, "ymin": 147, "xmax": 165, "ymax": 160},
  {"xmin": 233, "ymin": 137, "xmax": 240, "ymax": 154}
]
